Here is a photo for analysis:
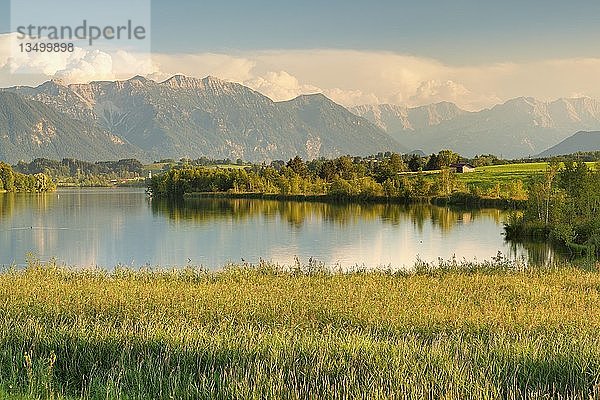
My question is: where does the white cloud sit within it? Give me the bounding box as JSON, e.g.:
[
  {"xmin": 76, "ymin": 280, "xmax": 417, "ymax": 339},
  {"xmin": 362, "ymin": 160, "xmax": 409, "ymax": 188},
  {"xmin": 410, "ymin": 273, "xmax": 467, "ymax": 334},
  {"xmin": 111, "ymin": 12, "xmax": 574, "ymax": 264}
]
[
  {"xmin": 323, "ymin": 88, "xmax": 380, "ymax": 107},
  {"xmin": 245, "ymin": 70, "xmax": 321, "ymax": 101},
  {"xmin": 410, "ymin": 80, "xmax": 471, "ymax": 105},
  {"xmin": 150, "ymin": 52, "xmax": 256, "ymax": 83},
  {"xmin": 407, "ymin": 80, "xmax": 501, "ymax": 110},
  {"xmin": 0, "ymin": 33, "xmax": 158, "ymax": 87},
  {"xmin": 53, "ymin": 50, "xmax": 114, "ymax": 82},
  {"xmin": 2, "ymin": 33, "xmax": 600, "ymax": 111},
  {"xmin": 130, "ymin": 51, "xmax": 600, "ymax": 110}
]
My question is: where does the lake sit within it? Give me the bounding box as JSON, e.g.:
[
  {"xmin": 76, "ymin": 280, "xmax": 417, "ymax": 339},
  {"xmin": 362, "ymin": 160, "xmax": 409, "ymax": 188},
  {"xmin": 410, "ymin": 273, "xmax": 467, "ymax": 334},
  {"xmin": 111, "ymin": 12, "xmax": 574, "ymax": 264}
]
[{"xmin": 0, "ymin": 188, "xmax": 562, "ymax": 268}]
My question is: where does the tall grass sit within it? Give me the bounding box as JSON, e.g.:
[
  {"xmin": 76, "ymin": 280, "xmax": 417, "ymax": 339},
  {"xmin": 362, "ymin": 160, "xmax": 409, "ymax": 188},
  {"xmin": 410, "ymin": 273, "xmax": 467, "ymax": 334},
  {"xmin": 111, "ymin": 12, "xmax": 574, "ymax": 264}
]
[{"xmin": 1, "ymin": 259, "xmax": 600, "ymax": 399}]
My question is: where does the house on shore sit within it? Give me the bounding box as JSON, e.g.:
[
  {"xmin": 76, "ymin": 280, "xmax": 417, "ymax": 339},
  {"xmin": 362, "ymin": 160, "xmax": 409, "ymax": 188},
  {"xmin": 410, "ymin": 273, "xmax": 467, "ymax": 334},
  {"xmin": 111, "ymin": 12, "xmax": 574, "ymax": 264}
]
[{"xmin": 450, "ymin": 163, "xmax": 476, "ymax": 173}]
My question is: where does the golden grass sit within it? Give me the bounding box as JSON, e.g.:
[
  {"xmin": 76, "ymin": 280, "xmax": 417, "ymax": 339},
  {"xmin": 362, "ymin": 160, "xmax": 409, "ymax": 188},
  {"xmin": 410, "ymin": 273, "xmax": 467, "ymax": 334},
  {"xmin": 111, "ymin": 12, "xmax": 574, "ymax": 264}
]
[{"xmin": 1, "ymin": 261, "xmax": 600, "ymax": 399}]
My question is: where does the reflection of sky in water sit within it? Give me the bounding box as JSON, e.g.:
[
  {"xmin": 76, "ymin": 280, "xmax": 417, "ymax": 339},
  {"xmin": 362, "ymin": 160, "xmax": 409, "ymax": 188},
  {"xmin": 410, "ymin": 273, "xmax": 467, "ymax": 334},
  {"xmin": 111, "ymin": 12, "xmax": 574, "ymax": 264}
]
[{"xmin": 0, "ymin": 189, "xmax": 558, "ymax": 269}]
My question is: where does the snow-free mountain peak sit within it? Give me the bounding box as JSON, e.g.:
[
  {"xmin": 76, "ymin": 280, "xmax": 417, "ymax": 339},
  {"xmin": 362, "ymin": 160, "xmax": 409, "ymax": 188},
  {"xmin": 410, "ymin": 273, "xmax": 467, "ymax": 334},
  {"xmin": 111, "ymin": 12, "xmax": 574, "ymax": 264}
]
[
  {"xmin": 352, "ymin": 97, "xmax": 600, "ymax": 157},
  {"xmin": 0, "ymin": 91, "xmax": 139, "ymax": 163},
  {"xmin": 350, "ymin": 102, "xmax": 468, "ymax": 133},
  {"xmin": 0, "ymin": 75, "xmax": 405, "ymax": 162},
  {"xmin": 161, "ymin": 74, "xmax": 204, "ymax": 90},
  {"xmin": 127, "ymin": 75, "xmax": 149, "ymax": 83},
  {"xmin": 538, "ymin": 130, "xmax": 600, "ymax": 157}
]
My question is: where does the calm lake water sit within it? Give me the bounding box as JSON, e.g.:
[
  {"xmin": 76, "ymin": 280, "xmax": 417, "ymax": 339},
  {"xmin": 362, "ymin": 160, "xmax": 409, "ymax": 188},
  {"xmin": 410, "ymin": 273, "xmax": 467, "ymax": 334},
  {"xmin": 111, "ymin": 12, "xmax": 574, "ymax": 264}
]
[{"xmin": 0, "ymin": 188, "xmax": 562, "ymax": 268}]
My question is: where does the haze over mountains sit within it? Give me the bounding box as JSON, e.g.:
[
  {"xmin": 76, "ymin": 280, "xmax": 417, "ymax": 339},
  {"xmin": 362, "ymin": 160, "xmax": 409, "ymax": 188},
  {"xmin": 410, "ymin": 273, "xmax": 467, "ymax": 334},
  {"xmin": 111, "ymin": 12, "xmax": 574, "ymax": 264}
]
[
  {"xmin": 0, "ymin": 76, "xmax": 403, "ymax": 163},
  {"xmin": 1, "ymin": 75, "xmax": 600, "ymax": 163},
  {"xmin": 0, "ymin": 91, "xmax": 141, "ymax": 163},
  {"xmin": 537, "ymin": 131, "xmax": 600, "ymax": 157},
  {"xmin": 351, "ymin": 97, "xmax": 600, "ymax": 158}
]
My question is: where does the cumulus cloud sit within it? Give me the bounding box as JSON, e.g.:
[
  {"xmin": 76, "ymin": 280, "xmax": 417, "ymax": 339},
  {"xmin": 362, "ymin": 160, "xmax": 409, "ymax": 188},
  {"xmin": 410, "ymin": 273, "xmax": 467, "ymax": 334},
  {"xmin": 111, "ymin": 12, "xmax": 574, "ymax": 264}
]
[
  {"xmin": 2, "ymin": 33, "xmax": 600, "ymax": 111},
  {"xmin": 150, "ymin": 52, "xmax": 256, "ymax": 83},
  {"xmin": 407, "ymin": 80, "xmax": 501, "ymax": 110},
  {"xmin": 53, "ymin": 50, "xmax": 114, "ymax": 82},
  {"xmin": 410, "ymin": 80, "xmax": 470, "ymax": 105},
  {"xmin": 322, "ymin": 88, "xmax": 380, "ymax": 107},
  {"xmin": 237, "ymin": 50, "xmax": 504, "ymax": 110},
  {"xmin": 245, "ymin": 71, "xmax": 321, "ymax": 101},
  {"xmin": 0, "ymin": 33, "xmax": 158, "ymax": 87},
  {"xmin": 149, "ymin": 50, "xmax": 600, "ymax": 110}
]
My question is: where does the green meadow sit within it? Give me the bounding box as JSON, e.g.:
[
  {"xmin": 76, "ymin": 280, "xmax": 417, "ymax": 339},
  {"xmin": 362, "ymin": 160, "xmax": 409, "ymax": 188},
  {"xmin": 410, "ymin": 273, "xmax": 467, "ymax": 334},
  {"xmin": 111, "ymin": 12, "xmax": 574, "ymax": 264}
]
[
  {"xmin": 1, "ymin": 259, "xmax": 600, "ymax": 399},
  {"xmin": 455, "ymin": 163, "xmax": 549, "ymax": 187},
  {"xmin": 456, "ymin": 162, "xmax": 598, "ymax": 186},
  {"xmin": 449, "ymin": 162, "xmax": 597, "ymax": 201}
]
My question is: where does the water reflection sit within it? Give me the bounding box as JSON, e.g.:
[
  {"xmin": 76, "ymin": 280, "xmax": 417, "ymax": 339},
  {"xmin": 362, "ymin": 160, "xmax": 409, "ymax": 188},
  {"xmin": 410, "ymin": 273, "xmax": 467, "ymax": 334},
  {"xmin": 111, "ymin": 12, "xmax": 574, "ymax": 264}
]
[
  {"xmin": 0, "ymin": 192, "xmax": 58, "ymax": 220},
  {"xmin": 152, "ymin": 198, "xmax": 504, "ymax": 233},
  {"xmin": 0, "ymin": 189, "xmax": 568, "ymax": 268},
  {"xmin": 505, "ymin": 240, "xmax": 571, "ymax": 267},
  {"xmin": 150, "ymin": 198, "xmax": 565, "ymax": 267}
]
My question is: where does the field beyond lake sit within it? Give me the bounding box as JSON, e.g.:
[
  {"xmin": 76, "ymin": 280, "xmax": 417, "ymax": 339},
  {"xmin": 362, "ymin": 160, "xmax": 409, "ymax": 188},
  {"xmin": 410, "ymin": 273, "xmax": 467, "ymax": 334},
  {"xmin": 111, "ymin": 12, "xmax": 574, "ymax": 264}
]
[{"xmin": 1, "ymin": 260, "xmax": 600, "ymax": 399}]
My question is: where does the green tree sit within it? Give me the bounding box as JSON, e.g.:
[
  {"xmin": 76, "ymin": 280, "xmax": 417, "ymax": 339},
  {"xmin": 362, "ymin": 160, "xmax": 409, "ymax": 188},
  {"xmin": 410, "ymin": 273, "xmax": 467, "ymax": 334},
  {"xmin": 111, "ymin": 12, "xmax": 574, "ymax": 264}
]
[
  {"xmin": 374, "ymin": 153, "xmax": 406, "ymax": 183},
  {"xmin": 413, "ymin": 174, "xmax": 433, "ymax": 197},
  {"xmin": 434, "ymin": 168, "xmax": 455, "ymax": 197},
  {"xmin": 356, "ymin": 177, "xmax": 383, "ymax": 198},
  {"xmin": 408, "ymin": 155, "xmax": 424, "ymax": 172},
  {"xmin": 328, "ymin": 176, "xmax": 360, "ymax": 197},
  {"xmin": 37, "ymin": 173, "xmax": 56, "ymax": 192},
  {"xmin": 0, "ymin": 163, "xmax": 15, "ymax": 192},
  {"xmin": 286, "ymin": 156, "xmax": 309, "ymax": 178},
  {"xmin": 425, "ymin": 154, "xmax": 440, "ymax": 171},
  {"xmin": 437, "ymin": 150, "xmax": 460, "ymax": 168},
  {"xmin": 319, "ymin": 160, "xmax": 337, "ymax": 181},
  {"xmin": 335, "ymin": 156, "xmax": 355, "ymax": 180},
  {"xmin": 526, "ymin": 161, "xmax": 560, "ymax": 224}
]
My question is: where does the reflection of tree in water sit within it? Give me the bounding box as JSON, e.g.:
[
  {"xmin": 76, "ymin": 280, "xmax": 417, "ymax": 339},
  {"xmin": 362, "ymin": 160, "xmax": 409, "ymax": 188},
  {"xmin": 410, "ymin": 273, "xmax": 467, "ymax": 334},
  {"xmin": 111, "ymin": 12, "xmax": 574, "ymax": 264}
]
[
  {"xmin": 0, "ymin": 192, "xmax": 57, "ymax": 220},
  {"xmin": 151, "ymin": 198, "xmax": 510, "ymax": 233},
  {"xmin": 505, "ymin": 239, "xmax": 570, "ymax": 266},
  {"xmin": 152, "ymin": 198, "xmax": 255, "ymax": 224},
  {"xmin": 0, "ymin": 194, "xmax": 16, "ymax": 219}
]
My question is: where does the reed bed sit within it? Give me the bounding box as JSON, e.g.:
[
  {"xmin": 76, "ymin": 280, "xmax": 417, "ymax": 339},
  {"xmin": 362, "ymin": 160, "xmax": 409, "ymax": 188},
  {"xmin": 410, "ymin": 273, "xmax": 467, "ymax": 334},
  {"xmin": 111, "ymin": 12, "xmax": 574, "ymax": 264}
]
[{"xmin": 1, "ymin": 259, "xmax": 599, "ymax": 399}]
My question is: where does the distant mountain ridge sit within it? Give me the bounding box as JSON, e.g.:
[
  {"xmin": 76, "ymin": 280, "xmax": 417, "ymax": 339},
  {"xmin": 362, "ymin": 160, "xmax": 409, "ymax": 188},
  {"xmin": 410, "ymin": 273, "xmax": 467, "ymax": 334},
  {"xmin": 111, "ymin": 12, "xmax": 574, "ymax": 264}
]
[
  {"xmin": 350, "ymin": 102, "xmax": 468, "ymax": 132},
  {"xmin": 3, "ymin": 74, "xmax": 600, "ymax": 163},
  {"xmin": 537, "ymin": 131, "xmax": 600, "ymax": 157},
  {"xmin": 0, "ymin": 91, "xmax": 141, "ymax": 163},
  {"xmin": 351, "ymin": 97, "xmax": 600, "ymax": 158},
  {"xmin": 1, "ymin": 76, "xmax": 405, "ymax": 163}
]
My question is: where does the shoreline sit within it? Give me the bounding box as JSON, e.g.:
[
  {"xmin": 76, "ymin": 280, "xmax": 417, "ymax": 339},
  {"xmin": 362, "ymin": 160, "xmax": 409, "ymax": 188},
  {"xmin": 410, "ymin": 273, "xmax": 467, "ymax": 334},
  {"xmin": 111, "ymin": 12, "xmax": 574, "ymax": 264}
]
[{"xmin": 183, "ymin": 191, "xmax": 527, "ymax": 209}]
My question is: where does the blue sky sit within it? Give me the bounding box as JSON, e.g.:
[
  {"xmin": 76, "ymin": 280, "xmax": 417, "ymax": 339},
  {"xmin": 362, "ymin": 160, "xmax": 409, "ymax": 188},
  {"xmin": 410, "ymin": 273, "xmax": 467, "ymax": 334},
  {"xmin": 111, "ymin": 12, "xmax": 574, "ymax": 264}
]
[
  {"xmin": 1, "ymin": 0, "xmax": 600, "ymax": 109},
  {"xmin": 3, "ymin": 0, "xmax": 600, "ymax": 63},
  {"xmin": 155, "ymin": 0, "xmax": 600, "ymax": 64}
]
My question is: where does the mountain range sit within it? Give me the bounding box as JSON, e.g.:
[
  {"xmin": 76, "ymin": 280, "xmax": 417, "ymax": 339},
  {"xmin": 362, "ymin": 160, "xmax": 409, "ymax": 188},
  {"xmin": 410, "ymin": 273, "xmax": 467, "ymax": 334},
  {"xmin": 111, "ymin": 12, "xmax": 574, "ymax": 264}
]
[
  {"xmin": 0, "ymin": 76, "xmax": 403, "ymax": 163},
  {"xmin": 1, "ymin": 75, "xmax": 600, "ymax": 163},
  {"xmin": 351, "ymin": 97, "xmax": 600, "ymax": 158},
  {"xmin": 0, "ymin": 91, "xmax": 141, "ymax": 163},
  {"xmin": 537, "ymin": 131, "xmax": 600, "ymax": 157}
]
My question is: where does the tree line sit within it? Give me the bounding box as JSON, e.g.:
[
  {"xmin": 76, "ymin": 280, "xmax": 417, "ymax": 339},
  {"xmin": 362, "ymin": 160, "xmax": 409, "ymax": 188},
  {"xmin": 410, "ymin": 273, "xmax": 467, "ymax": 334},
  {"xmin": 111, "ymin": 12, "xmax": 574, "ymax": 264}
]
[
  {"xmin": 11, "ymin": 158, "xmax": 145, "ymax": 187},
  {"xmin": 14, "ymin": 158, "xmax": 144, "ymax": 177},
  {"xmin": 148, "ymin": 152, "xmax": 526, "ymax": 205},
  {"xmin": 505, "ymin": 160, "xmax": 600, "ymax": 256},
  {"xmin": 0, "ymin": 162, "xmax": 55, "ymax": 192}
]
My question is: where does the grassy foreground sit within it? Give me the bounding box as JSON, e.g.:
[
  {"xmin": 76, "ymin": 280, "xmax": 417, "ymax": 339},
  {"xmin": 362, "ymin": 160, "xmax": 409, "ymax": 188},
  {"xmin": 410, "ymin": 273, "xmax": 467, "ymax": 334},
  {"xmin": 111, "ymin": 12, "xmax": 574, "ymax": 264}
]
[{"xmin": 1, "ymin": 260, "xmax": 600, "ymax": 399}]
